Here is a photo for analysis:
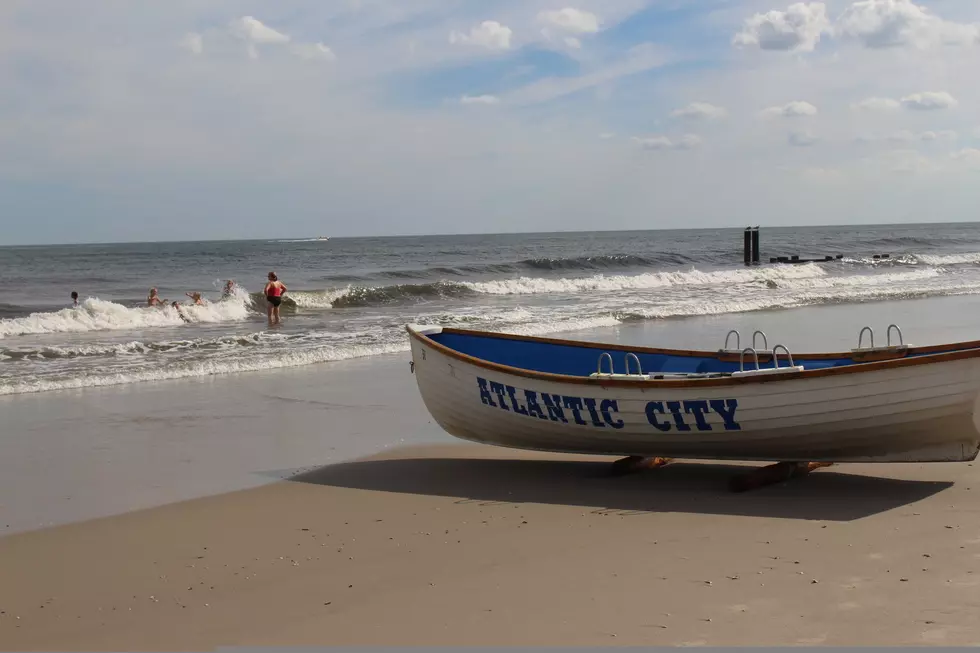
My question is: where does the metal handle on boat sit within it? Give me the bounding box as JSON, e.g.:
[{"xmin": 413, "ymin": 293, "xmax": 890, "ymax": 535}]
[
  {"xmin": 597, "ymin": 352, "xmax": 614, "ymax": 376},
  {"xmin": 625, "ymin": 353, "xmax": 643, "ymax": 376},
  {"xmin": 740, "ymin": 347, "xmax": 760, "ymax": 372},
  {"xmin": 857, "ymin": 326, "xmax": 874, "ymax": 349},
  {"xmin": 771, "ymin": 344, "xmax": 794, "ymax": 369},
  {"xmin": 724, "ymin": 330, "xmax": 740, "ymax": 351},
  {"xmin": 887, "ymin": 324, "xmax": 903, "ymax": 347},
  {"xmin": 752, "ymin": 330, "xmax": 768, "ymax": 351}
]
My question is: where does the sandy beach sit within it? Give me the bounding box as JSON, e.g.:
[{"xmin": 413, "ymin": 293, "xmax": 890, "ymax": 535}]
[
  {"xmin": 5, "ymin": 303, "xmax": 980, "ymax": 648},
  {"xmin": 3, "ymin": 444, "xmax": 980, "ymax": 648}
]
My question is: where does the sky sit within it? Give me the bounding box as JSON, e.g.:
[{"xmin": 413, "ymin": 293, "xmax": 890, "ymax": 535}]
[{"xmin": 1, "ymin": 0, "xmax": 979, "ymax": 245}]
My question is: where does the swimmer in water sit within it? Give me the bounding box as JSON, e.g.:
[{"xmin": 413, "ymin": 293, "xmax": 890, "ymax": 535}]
[
  {"xmin": 222, "ymin": 280, "xmax": 236, "ymax": 298},
  {"xmin": 148, "ymin": 288, "xmax": 165, "ymax": 307},
  {"xmin": 171, "ymin": 301, "xmax": 190, "ymax": 323},
  {"xmin": 263, "ymin": 271, "xmax": 287, "ymax": 324},
  {"xmin": 71, "ymin": 291, "xmax": 79, "ymax": 307},
  {"xmin": 185, "ymin": 291, "xmax": 205, "ymax": 305}
]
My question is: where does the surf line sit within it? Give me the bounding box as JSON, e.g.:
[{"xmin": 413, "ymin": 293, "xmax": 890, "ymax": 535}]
[{"xmin": 475, "ymin": 377, "xmax": 741, "ymax": 432}]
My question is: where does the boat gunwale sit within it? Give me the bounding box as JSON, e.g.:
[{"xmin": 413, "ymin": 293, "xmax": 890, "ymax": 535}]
[{"xmin": 407, "ymin": 325, "xmax": 980, "ymax": 388}]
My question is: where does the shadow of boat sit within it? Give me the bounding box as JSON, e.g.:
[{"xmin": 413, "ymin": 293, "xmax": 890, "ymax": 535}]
[{"xmin": 285, "ymin": 451, "xmax": 953, "ymax": 522}]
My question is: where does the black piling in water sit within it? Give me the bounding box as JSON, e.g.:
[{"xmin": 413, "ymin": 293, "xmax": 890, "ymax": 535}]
[
  {"xmin": 743, "ymin": 228, "xmax": 752, "ymax": 266},
  {"xmin": 751, "ymin": 227, "xmax": 760, "ymax": 265}
]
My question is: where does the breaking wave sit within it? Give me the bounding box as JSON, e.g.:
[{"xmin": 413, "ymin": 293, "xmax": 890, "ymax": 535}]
[{"xmin": 0, "ymin": 290, "xmax": 254, "ymax": 337}]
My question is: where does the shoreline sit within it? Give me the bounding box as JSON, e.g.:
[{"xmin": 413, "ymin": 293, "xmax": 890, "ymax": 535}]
[
  {"xmin": 7, "ymin": 292, "xmax": 980, "ymax": 399},
  {"xmin": 3, "ymin": 443, "xmax": 980, "ymax": 648},
  {"xmin": 4, "ymin": 293, "xmax": 980, "ymax": 534}
]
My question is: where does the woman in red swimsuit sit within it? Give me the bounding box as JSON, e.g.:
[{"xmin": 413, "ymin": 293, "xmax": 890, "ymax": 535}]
[{"xmin": 264, "ymin": 271, "xmax": 287, "ymax": 324}]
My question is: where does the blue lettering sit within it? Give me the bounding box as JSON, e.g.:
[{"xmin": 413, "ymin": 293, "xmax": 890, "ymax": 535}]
[
  {"xmin": 600, "ymin": 399, "xmax": 624, "ymax": 429},
  {"xmin": 665, "ymin": 401, "xmax": 691, "ymax": 432},
  {"xmin": 476, "ymin": 377, "xmax": 496, "ymax": 407},
  {"xmin": 562, "ymin": 396, "xmax": 588, "ymax": 425},
  {"xmin": 709, "ymin": 399, "xmax": 741, "ymax": 431},
  {"xmin": 582, "ymin": 398, "xmax": 605, "ymax": 428},
  {"xmin": 489, "ymin": 381, "xmax": 510, "ymax": 411},
  {"xmin": 506, "ymin": 385, "xmax": 529, "ymax": 415},
  {"xmin": 524, "ymin": 390, "xmax": 548, "ymax": 420},
  {"xmin": 645, "ymin": 401, "xmax": 671, "ymax": 432},
  {"xmin": 684, "ymin": 400, "xmax": 712, "ymax": 431},
  {"xmin": 541, "ymin": 394, "xmax": 568, "ymax": 423}
]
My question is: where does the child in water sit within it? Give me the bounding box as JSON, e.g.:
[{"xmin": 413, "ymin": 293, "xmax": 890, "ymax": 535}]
[
  {"xmin": 71, "ymin": 291, "xmax": 79, "ymax": 307},
  {"xmin": 185, "ymin": 291, "xmax": 205, "ymax": 305},
  {"xmin": 171, "ymin": 301, "xmax": 190, "ymax": 323}
]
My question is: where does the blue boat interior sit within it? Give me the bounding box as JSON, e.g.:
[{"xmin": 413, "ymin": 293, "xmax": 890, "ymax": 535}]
[{"xmin": 427, "ymin": 330, "xmax": 936, "ymax": 377}]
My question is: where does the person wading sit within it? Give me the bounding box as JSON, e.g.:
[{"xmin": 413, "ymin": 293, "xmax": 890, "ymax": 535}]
[{"xmin": 264, "ymin": 272, "xmax": 287, "ymax": 324}]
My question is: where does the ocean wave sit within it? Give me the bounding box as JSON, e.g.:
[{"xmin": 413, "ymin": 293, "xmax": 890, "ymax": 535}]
[
  {"xmin": 0, "ymin": 291, "xmax": 254, "ymax": 337},
  {"xmin": 461, "ymin": 264, "xmax": 827, "ymax": 296},
  {"xmin": 915, "ymin": 252, "xmax": 980, "ymax": 266},
  {"xmin": 260, "ymin": 266, "xmax": 832, "ymax": 310},
  {"xmin": 316, "ymin": 253, "xmax": 698, "ymax": 284},
  {"xmin": 0, "ymin": 311, "xmax": 624, "ymax": 395},
  {"xmin": 0, "ymin": 342, "xmax": 410, "ymax": 396},
  {"xmin": 841, "ymin": 252, "xmax": 980, "ymax": 266}
]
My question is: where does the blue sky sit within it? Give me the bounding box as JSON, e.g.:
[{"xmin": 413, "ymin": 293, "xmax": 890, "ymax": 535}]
[{"xmin": 0, "ymin": 0, "xmax": 979, "ymax": 244}]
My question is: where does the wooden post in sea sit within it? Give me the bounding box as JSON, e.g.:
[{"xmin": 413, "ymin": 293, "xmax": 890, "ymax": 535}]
[
  {"xmin": 751, "ymin": 226, "xmax": 761, "ymax": 265},
  {"xmin": 743, "ymin": 227, "xmax": 752, "ymax": 266}
]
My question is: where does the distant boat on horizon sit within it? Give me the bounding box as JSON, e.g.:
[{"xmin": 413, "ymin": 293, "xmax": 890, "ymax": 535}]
[{"xmin": 316, "ymin": 236, "xmax": 329, "ymax": 241}]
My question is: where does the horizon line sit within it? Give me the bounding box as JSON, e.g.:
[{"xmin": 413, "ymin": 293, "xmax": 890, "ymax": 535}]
[{"xmin": 2, "ymin": 218, "xmax": 978, "ymax": 248}]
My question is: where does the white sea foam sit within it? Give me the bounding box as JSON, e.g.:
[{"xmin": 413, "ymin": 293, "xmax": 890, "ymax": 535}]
[
  {"xmin": 287, "ymin": 289, "xmax": 349, "ymax": 309},
  {"xmin": 775, "ymin": 267, "xmax": 941, "ymax": 290},
  {"xmin": 462, "ymin": 264, "xmax": 828, "ymax": 296},
  {"xmin": 0, "ymin": 293, "xmax": 253, "ymax": 337},
  {"xmin": 916, "ymin": 252, "xmax": 980, "ymax": 266},
  {"xmin": 0, "ymin": 342, "xmax": 411, "ymax": 395}
]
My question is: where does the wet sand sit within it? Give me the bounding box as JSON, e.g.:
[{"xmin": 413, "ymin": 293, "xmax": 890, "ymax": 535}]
[{"xmin": 5, "ymin": 296, "xmax": 980, "ymax": 647}]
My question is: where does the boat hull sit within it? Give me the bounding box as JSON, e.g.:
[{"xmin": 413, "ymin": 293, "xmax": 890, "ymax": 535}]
[{"xmin": 409, "ymin": 330, "xmax": 980, "ymax": 463}]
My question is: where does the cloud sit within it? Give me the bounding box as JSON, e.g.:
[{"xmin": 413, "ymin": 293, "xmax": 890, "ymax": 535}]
[
  {"xmin": 851, "ymin": 97, "xmax": 900, "ymax": 111},
  {"xmin": 449, "ymin": 20, "xmax": 512, "ymax": 50},
  {"xmin": 633, "ymin": 134, "xmax": 702, "ymax": 150},
  {"xmin": 879, "ymin": 148, "xmax": 940, "ymax": 174},
  {"xmin": 179, "ymin": 32, "xmax": 203, "ymax": 55},
  {"xmin": 735, "ymin": 0, "xmax": 980, "ymax": 53},
  {"xmin": 599, "ymin": 132, "xmax": 616, "ymax": 139},
  {"xmin": 761, "ymin": 101, "xmax": 818, "ymax": 118},
  {"xmin": 900, "ymin": 91, "xmax": 958, "ymax": 110},
  {"xmin": 732, "ymin": 2, "xmax": 831, "ymax": 52},
  {"xmin": 502, "ymin": 43, "xmax": 667, "ymax": 106},
  {"xmin": 230, "ymin": 16, "xmax": 290, "ymax": 45},
  {"xmin": 837, "ymin": 0, "xmax": 980, "ymax": 49},
  {"xmin": 856, "ymin": 129, "xmax": 959, "ymax": 144},
  {"xmin": 460, "ymin": 94, "xmax": 500, "ymax": 105},
  {"xmin": 180, "ymin": 16, "xmax": 333, "ymax": 62},
  {"xmin": 291, "ymin": 43, "xmax": 336, "ymax": 61},
  {"xmin": 789, "ymin": 130, "xmax": 819, "ymax": 146},
  {"xmin": 951, "ymin": 148, "xmax": 980, "ymax": 166},
  {"xmin": 538, "ymin": 8, "xmax": 601, "ymax": 34},
  {"xmin": 670, "ymin": 102, "xmax": 728, "ymax": 120},
  {"xmin": 919, "ymin": 130, "xmax": 958, "ymax": 142}
]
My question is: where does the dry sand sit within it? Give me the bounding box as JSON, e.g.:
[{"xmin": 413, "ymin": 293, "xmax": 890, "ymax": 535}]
[{"xmin": 4, "ymin": 443, "xmax": 980, "ymax": 649}]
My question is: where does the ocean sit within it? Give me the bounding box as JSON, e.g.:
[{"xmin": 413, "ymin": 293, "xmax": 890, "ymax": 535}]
[{"xmin": 3, "ymin": 222, "xmax": 980, "ymax": 396}]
